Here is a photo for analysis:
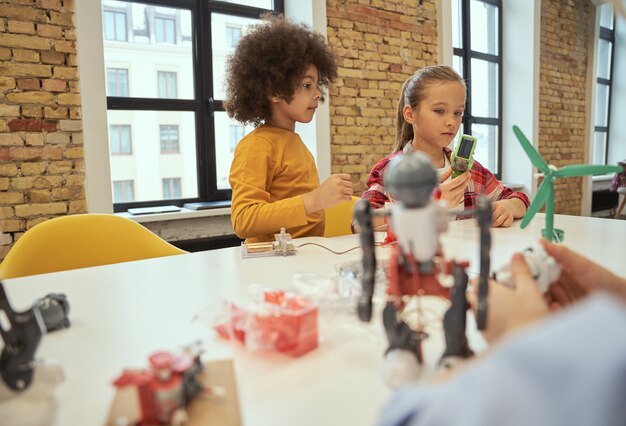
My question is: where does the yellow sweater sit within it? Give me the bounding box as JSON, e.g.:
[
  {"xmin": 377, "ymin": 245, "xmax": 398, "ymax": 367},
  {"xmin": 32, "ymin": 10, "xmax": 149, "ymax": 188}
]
[{"xmin": 229, "ymin": 125, "xmax": 325, "ymax": 243}]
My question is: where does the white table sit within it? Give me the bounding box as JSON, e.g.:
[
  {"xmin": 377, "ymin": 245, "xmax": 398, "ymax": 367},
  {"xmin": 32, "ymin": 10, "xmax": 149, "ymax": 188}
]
[{"xmin": 2, "ymin": 213, "xmax": 625, "ymax": 426}]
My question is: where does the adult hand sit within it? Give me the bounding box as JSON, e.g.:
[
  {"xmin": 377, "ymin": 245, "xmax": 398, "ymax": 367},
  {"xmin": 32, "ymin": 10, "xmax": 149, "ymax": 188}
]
[
  {"xmin": 542, "ymin": 240, "xmax": 626, "ymax": 305},
  {"xmin": 303, "ymin": 173, "xmax": 353, "ymax": 214},
  {"xmin": 469, "ymin": 253, "xmax": 549, "ymax": 344},
  {"xmin": 438, "ymin": 168, "xmax": 471, "ymax": 208}
]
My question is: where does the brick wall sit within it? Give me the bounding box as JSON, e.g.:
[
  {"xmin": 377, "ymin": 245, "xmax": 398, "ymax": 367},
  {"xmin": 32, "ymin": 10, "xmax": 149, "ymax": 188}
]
[
  {"xmin": 538, "ymin": 0, "xmax": 590, "ymax": 215},
  {"xmin": 0, "ymin": 0, "xmax": 86, "ymax": 260},
  {"xmin": 326, "ymin": 0, "xmax": 438, "ymax": 193}
]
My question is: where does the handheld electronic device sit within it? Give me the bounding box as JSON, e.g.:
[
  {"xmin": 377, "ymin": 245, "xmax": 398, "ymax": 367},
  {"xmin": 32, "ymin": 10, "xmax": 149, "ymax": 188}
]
[{"xmin": 450, "ymin": 134, "xmax": 477, "ymax": 179}]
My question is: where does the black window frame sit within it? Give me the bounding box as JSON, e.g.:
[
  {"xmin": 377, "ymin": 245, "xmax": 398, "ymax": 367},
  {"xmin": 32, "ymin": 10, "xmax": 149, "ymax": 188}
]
[
  {"xmin": 453, "ymin": 0, "xmax": 503, "ymax": 179},
  {"xmin": 104, "ymin": 0, "xmax": 284, "ymax": 213},
  {"xmin": 594, "ymin": 14, "xmax": 615, "ymax": 165}
]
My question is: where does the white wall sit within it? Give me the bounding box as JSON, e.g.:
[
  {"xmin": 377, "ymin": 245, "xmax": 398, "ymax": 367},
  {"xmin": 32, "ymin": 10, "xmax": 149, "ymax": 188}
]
[
  {"xmin": 286, "ymin": 0, "xmax": 332, "ymax": 181},
  {"xmin": 75, "ymin": 1, "xmax": 113, "ymax": 213},
  {"xmin": 501, "ymin": 0, "xmax": 540, "ymax": 196}
]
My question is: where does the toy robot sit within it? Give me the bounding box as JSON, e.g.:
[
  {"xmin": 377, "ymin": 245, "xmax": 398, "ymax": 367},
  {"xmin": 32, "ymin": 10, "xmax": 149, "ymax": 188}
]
[
  {"xmin": 0, "ymin": 281, "xmax": 66, "ymax": 426},
  {"xmin": 354, "ymin": 152, "xmax": 492, "ymax": 385}
]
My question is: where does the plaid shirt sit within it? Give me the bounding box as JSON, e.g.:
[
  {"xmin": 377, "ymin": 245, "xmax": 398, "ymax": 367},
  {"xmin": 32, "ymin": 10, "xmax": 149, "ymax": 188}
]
[{"xmin": 361, "ymin": 147, "xmax": 530, "ymax": 213}]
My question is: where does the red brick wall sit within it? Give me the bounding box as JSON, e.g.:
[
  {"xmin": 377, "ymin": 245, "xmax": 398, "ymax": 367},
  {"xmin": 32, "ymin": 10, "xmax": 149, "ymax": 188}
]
[
  {"xmin": 326, "ymin": 0, "xmax": 438, "ymax": 193},
  {"xmin": 0, "ymin": 0, "xmax": 86, "ymax": 260},
  {"xmin": 538, "ymin": 0, "xmax": 590, "ymax": 215}
]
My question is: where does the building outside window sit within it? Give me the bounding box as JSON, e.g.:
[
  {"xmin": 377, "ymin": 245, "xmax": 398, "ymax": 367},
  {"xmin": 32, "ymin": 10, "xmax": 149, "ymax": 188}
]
[
  {"xmin": 101, "ymin": 0, "xmax": 283, "ymax": 212},
  {"xmin": 160, "ymin": 125, "xmax": 180, "ymax": 154},
  {"xmin": 155, "ymin": 16, "xmax": 176, "ymax": 44},
  {"xmin": 162, "ymin": 177, "xmax": 182, "ymax": 199},
  {"xmin": 157, "ymin": 71, "xmax": 177, "ymax": 99},
  {"xmin": 593, "ymin": 4, "xmax": 615, "ymax": 165},
  {"xmin": 103, "ymin": 9, "xmax": 127, "ymax": 41},
  {"xmin": 113, "ymin": 180, "xmax": 135, "ymax": 202},
  {"xmin": 452, "ymin": 0, "xmax": 502, "ymax": 177},
  {"xmin": 229, "ymin": 124, "xmax": 244, "ymax": 153},
  {"xmin": 226, "ymin": 26, "xmax": 242, "ymax": 48},
  {"xmin": 109, "ymin": 124, "xmax": 132, "ymax": 155},
  {"xmin": 106, "ymin": 68, "xmax": 129, "ymax": 97}
]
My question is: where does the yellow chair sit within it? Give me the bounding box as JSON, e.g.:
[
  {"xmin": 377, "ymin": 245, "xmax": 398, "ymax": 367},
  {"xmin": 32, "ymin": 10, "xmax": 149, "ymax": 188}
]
[
  {"xmin": 323, "ymin": 196, "xmax": 359, "ymax": 238},
  {"xmin": 0, "ymin": 214, "xmax": 187, "ymax": 279}
]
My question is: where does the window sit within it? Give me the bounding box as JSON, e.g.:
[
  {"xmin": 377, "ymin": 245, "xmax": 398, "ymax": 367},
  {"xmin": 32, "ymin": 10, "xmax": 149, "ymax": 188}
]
[
  {"xmin": 113, "ymin": 180, "xmax": 135, "ymax": 202},
  {"xmin": 229, "ymin": 124, "xmax": 244, "ymax": 153},
  {"xmin": 226, "ymin": 26, "xmax": 242, "ymax": 48},
  {"xmin": 157, "ymin": 71, "xmax": 177, "ymax": 99},
  {"xmin": 162, "ymin": 177, "xmax": 182, "ymax": 199},
  {"xmin": 102, "ymin": 1, "xmax": 282, "ymax": 212},
  {"xmin": 155, "ymin": 16, "xmax": 176, "ymax": 44},
  {"xmin": 452, "ymin": 0, "xmax": 502, "ymax": 176},
  {"xmin": 593, "ymin": 4, "xmax": 615, "ymax": 165},
  {"xmin": 160, "ymin": 125, "xmax": 180, "ymax": 153},
  {"xmin": 106, "ymin": 68, "xmax": 129, "ymax": 97},
  {"xmin": 103, "ymin": 9, "xmax": 127, "ymax": 41},
  {"xmin": 109, "ymin": 125, "xmax": 132, "ymax": 154}
]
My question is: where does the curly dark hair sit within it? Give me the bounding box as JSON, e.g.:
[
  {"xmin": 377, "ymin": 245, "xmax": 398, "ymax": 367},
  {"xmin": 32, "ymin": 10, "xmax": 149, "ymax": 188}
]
[{"xmin": 224, "ymin": 14, "xmax": 338, "ymax": 126}]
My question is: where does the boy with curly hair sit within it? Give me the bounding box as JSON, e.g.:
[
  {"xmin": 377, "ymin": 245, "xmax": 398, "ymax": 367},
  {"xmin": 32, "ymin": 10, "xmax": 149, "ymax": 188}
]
[{"xmin": 225, "ymin": 15, "xmax": 353, "ymax": 243}]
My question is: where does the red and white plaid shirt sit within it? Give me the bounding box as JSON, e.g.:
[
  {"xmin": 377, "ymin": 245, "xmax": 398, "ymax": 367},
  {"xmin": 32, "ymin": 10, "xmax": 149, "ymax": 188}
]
[{"xmin": 361, "ymin": 146, "xmax": 530, "ymax": 215}]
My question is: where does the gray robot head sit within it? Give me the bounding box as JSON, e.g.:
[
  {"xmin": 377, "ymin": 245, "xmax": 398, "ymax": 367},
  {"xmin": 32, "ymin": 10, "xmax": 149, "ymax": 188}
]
[{"xmin": 384, "ymin": 152, "xmax": 438, "ymax": 208}]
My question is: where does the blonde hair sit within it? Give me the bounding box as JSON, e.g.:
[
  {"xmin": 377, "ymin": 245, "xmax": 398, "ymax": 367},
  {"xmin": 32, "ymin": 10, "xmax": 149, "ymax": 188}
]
[{"xmin": 392, "ymin": 65, "xmax": 466, "ymax": 152}]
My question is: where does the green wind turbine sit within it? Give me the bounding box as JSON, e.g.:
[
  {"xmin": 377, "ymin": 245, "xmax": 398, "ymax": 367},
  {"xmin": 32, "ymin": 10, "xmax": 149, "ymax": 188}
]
[{"xmin": 512, "ymin": 125, "xmax": 622, "ymax": 242}]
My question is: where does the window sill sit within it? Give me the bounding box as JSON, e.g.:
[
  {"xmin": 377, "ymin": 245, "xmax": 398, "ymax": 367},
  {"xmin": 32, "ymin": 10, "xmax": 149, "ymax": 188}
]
[
  {"xmin": 592, "ymin": 175, "xmax": 614, "ymax": 182},
  {"xmin": 116, "ymin": 206, "xmax": 231, "ymax": 223}
]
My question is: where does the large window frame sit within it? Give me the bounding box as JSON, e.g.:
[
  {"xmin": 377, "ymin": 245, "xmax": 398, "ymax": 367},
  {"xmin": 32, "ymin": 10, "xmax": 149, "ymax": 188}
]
[
  {"xmin": 104, "ymin": 0, "xmax": 284, "ymax": 213},
  {"xmin": 593, "ymin": 7, "xmax": 615, "ymax": 166},
  {"xmin": 453, "ymin": 0, "xmax": 503, "ymax": 178}
]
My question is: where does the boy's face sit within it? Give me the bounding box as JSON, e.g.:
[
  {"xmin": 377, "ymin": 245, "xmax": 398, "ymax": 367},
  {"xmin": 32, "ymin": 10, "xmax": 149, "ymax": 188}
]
[
  {"xmin": 405, "ymin": 81, "xmax": 466, "ymax": 149},
  {"xmin": 268, "ymin": 64, "xmax": 322, "ymax": 131}
]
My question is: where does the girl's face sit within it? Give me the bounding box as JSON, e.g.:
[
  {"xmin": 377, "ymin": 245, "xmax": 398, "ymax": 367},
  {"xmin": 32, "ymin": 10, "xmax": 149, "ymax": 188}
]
[
  {"xmin": 268, "ymin": 64, "xmax": 322, "ymax": 131},
  {"xmin": 405, "ymin": 81, "xmax": 466, "ymax": 150}
]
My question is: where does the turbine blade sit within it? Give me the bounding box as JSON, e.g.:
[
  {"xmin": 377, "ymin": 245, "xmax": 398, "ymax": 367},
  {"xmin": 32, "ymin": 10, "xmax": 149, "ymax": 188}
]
[
  {"xmin": 521, "ymin": 179, "xmax": 551, "ymax": 228},
  {"xmin": 513, "ymin": 125, "xmax": 550, "ymax": 173},
  {"xmin": 555, "ymin": 164, "xmax": 623, "ymax": 178}
]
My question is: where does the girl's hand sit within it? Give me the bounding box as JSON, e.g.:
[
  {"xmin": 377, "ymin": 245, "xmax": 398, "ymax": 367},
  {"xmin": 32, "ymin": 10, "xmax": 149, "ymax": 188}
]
[
  {"xmin": 491, "ymin": 201, "xmax": 515, "ymax": 227},
  {"xmin": 438, "ymin": 168, "xmax": 471, "ymax": 208}
]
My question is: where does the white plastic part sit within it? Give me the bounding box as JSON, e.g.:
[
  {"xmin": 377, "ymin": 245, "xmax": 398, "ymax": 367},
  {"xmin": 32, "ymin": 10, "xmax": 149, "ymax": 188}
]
[{"xmin": 492, "ymin": 245, "xmax": 561, "ymax": 293}]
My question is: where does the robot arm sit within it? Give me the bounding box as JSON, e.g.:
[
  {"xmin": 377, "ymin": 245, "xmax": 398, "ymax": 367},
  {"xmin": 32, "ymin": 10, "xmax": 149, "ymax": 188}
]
[
  {"xmin": 354, "ymin": 199, "xmax": 377, "ymax": 322},
  {"xmin": 0, "ymin": 281, "xmax": 45, "ymax": 391},
  {"xmin": 475, "ymin": 196, "xmax": 492, "ymax": 330}
]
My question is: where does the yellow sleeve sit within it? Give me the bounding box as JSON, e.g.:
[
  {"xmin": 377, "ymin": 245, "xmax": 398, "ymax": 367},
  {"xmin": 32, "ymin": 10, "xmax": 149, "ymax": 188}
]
[{"xmin": 229, "ymin": 134, "xmax": 309, "ymax": 241}]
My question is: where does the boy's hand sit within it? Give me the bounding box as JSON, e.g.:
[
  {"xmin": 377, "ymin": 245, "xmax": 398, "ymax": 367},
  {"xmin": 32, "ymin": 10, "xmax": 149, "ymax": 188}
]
[
  {"xmin": 438, "ymin": 168, "xmax": 471, "ymax": 208},
  {"xmin": 303, "ymin": 173, "xmax": 353, "ymax": 214}
]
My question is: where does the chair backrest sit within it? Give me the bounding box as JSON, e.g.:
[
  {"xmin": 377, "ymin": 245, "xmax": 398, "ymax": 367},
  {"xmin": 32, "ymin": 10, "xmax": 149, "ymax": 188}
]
[
  {"xmin": 0, "ymin": 214, "xmax": 187, "ymax": 279},
  {"xmin": 323, "ymin": 196, "xmax": 359, "ymax": 238}
]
